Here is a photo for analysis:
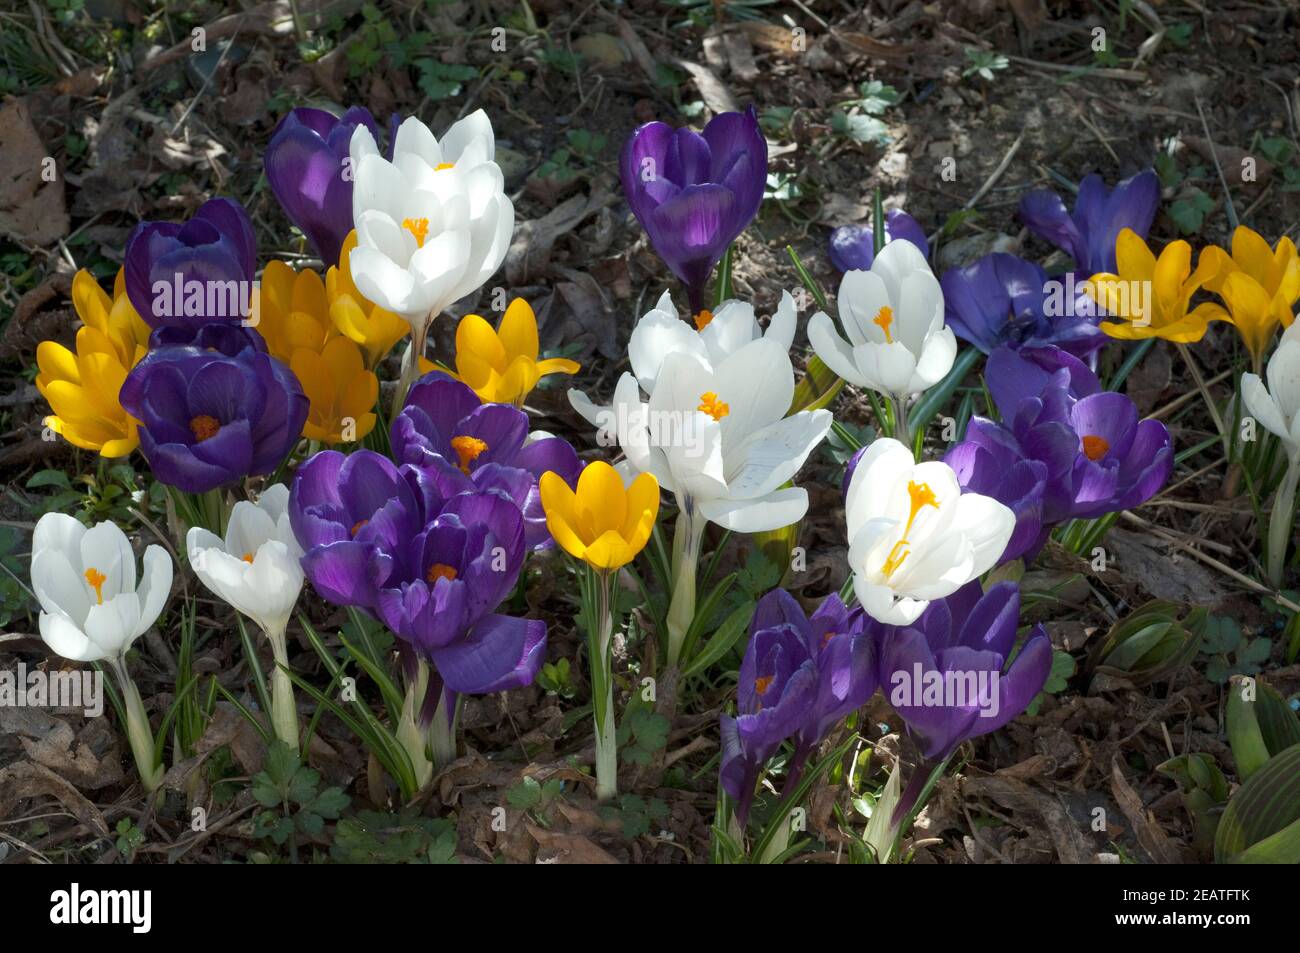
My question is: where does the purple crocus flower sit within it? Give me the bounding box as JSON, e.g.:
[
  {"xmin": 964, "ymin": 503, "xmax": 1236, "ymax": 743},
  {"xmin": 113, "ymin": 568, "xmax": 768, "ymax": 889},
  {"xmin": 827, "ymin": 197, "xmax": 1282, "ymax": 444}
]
[
  {"xmin": 264, "ymin": 106, "xmax": 380, "ymax": 266},
  {"xmin": 620, "ymin": 106, "xmax": 767, "ymax": 315},
  {"xmin": 874, "ymin": 580, "xmax": 1052, "ymax": 762},
  {"xmin": 123, "ymin": 198, "xmax": 257, "ymax": 333},
  {"xmin": 828, "ymin": 209, "xmax": 929, "ymax": 273},
  {"xmin": 940, "ymin": 252, "xmax": 1104, "ymax": 361},
  {"xmin": 947, "ymin": 345, "xmax": 1172, "ymax": 546},
  {"xmin": 390, "ymin": 372, "xmax": 581, "ymax": 549},
  {"xmin": 119, "ymin": 346, "xmax": 307, "ymax": 493},
  {"xmin": 289, "ymin": 451, "xmax": 545, "ymax": 693},
  {"xmin": 719, "ymin": 589, "xmax": 875, "ymax": 824},
  {"xmin": 148, "ymin": 322, "xmax": 267, "ymax": 355},
  {"xmin": 1018, "ymin": 169, "xmax": 1159, "ymax": 276},
  {"xmin": 945, "ymin": 432, "xmax": 1049, "ymax": 564}
]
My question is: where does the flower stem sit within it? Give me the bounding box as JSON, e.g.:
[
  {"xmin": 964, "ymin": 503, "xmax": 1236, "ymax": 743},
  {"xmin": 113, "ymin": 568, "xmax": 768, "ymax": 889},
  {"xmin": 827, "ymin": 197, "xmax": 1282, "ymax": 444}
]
[
  {"xmin": 427, "ymin": 688, "xmax": 458, "ymax": 769},
  {"xmin": 392, "ymin": 313, "xmax": 432, "ymax": 417},
  {"xmin": 1266, "ymin": 459, "xmax": 1299, "ymax": 588},
  {"xmin": 589, "ymin": 567, "xmax": 619, "ymax": 801},
  {"xmin": 396, "ymin": 660, "xmax": 433, "ymax": 791},
  {"xmin": 264, "ymin": 624, "xmax": 299, "ymax": 753},
  {"xmin": 665, "ymin": 507, "xmax": 704, "ymax": 669},
  {"xmin": 891, "ymin": 395, "xmax": 911, "ymax": 449},
  {"xmin": 108, "ymin": 658, "xmax": 164, "ymax": 794}
]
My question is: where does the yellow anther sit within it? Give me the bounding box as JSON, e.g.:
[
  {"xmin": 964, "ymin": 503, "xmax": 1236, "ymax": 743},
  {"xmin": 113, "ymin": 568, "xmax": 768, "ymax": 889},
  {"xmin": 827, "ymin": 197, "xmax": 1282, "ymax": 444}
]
[
  {"xmin": 873, "ymin": 305, "xmax": 895, "ymax": 343},
  {"xmin": 697, "ymin": 391, "xmax": 730, "ymax": 421},
  {"xmin": 402, "ymin": 217, "xmax": 430, "ymax": 247},
  {"xmin": 451, "ymin": 435, "xmax": 488, "ymax": 474},
  {"xmin": 84, "ymin": 567, "xmax": 107, "ymax": 605},
  {"xmin": 882, "ymin": 480, "xmax": 940, "ymax": 578}
]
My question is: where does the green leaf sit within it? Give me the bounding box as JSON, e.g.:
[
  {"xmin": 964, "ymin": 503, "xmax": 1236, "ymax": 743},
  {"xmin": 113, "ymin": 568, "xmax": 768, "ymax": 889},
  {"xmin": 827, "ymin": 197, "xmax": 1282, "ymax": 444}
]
[
  {"xmin": 832, "ymin": 110, "xmax": 889, "ymax": 146},
  {"xmin": 26, "ymin": 469, "xmax": 72, "ymax": 490},
  {"xmin": 683, "ymin": 600, "xmax": 755, "ymax": 679},
  {"xmin": 1215, "ymin": 743, "xmax": 1300, "ymax": 863},
  {"xmin": 1168, "ymin": 188, "xmax": 1214, "ymax": 235},
  {"xmin": 506, "ymin": 776, "xmax": 542, "ymax": 809},
  {"xmin": 309, "ymin": 786, "xmax": 350, "ymax": 818}
]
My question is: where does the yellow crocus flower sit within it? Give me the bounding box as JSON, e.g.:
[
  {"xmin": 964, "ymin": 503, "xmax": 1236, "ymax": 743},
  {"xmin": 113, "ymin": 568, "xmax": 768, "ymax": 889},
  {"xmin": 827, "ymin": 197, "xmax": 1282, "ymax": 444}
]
[
  {"xmin": 36, "ymin": 269, "xmax": 150, "ymax": 457},
  {"xmin": 539, "ymin": 462, "xmax": 659, "ymax": 571},
  {"xmin": 454, "ymin": 298, "xmax": 580, "ymax": 406},
  {"xmin": 253, "ymin": 260, "xmax": 336, "ymax": 365},
  {"xmin": 1089, "ymin": 228, "xmax": 1222, "ymax": 343},
  {"xmin": 252, "ymin": 256, "xmax": 380, "ymax": 445},
  {"xmin": 292, "ymin": 336, "xmax": 379, "ymax": 445},
  {"xmin": 328, "ymin": 231, "xmax": 409, "ymax": 370},
  {"xmin": 1196, "ymin": 225, "xmax": 1300, "ymax": 370}
]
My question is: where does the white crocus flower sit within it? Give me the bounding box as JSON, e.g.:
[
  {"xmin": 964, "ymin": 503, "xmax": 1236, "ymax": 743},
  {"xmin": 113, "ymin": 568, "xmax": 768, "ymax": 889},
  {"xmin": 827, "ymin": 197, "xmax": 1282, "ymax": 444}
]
[
  {"xmin": 1242, "ymin": 321, "xmax": 1300, "ymax": 463},
  {"xmin": 30, "ymin": 514, "xmax": 172, "ymax": 792},
  {"xmin": 610, "ymin": 336, "xmax": 831, "ymax": 665},
  {"xmin": 1241, "ymin": 321, "xmax": 1300, "ymax": 586},
  {"xmin": 569, "ymin": 289, "xmax": 799, "ymax": 426},
  {"xmin": 808, "ymin": 240, "xmax": 955, "ymax": 439},
  {"xmin": 187, "ymin": 484, "xmax": 303, "ymax": 751},
  {"xmin": 845, "ymin": 438, "xmax": 1013, "ymax": 625},
  {"xmin": 349, "ymin": 110, "xmax": 514, "ymax": 409}
]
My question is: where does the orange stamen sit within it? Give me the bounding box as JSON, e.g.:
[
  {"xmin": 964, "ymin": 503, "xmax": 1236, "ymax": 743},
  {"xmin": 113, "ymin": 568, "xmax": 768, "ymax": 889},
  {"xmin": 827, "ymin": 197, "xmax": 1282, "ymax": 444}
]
[
  {"xmin": 881, "ymin": 480, "xmax": 940, "ymax": 578},
  {"xmin": 189, "ymin": 415, "xmax": 220, "ymax": 442},
  {"xmin": 241, "ymin": 552, "xmax": 254, "ymax": 563},
  {"xmin": 693, "ymin": 309, "xmax": 714, "ymax": 330},
  {"xmin": 350, "ymin": 520, "xmax": 368, "ymax": 537},
  {"xmin": 450, "ymin": 435, "xmax": 488, "ymax": 474},
  {"xmin": 873, "ymin": 305, "xmax": 895, "ymax": 343},
  {"xmin": 426, "ymin": 563, "xmax": 458, "ymax": 584},
  {"xmin": 697, "ymin": 391, "xmax": 730, "ymax": 421},
  {"xmin": 755, "ymin": 675, "xmax": 774, "ymax": 696},
  {"xmin": 1082, "ymin": 435, "xmax": 1109, "ymax": 461},
  {"xmin": 402, "ymin": 217, "xmax": 430, "ymax": 248},
  {"xmin": 84, "ymin": 567, "xmax": 107, "ymax": 605}
]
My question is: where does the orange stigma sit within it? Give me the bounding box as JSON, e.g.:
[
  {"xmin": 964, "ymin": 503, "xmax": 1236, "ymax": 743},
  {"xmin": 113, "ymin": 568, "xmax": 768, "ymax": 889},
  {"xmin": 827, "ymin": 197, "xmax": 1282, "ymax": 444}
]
[
  {"xmin": 1082, "ymin": 435, "xmax": 1109, "ymax": 461},
  {"xmin": 84, "ymin": 567, "xmax": 107, "ymax": 605},
  {"xmin": 189, "ymin": 414, "xmax": 220, "ymax": 442},
  {"xmin": 241, "ymin": 552, "xmax": 254, "ymax": 564},
  {"xmin": 881, "ymin": 480, "xmax": 940, "ymax": 578},
  {"xmin": 873, "ymin": 305, "xmax": 895, "ymax": 343},
  {"xmin": 754, "ymin": 675, "xmax": 774, "ymax": 696},
  {"xmin": 426, "ymin": 563, "xmax": 458, "ymax": 584},
  {"xmin": 402, "ymin": 217, "xmax": 430, "ymax": 247},
  {"xmin": 350, "ymin": 519, "xmax": 368, "ymax": 537},
  {"xmin": 693, "ymin": 309, "xmax": 714, "ymax": 330},
  {"xmin": 697, "ymin": 391, "xmax": 730, "ymax": 421},
  {"xmin": 451, "ymin": 435, "xmax": 488, "ymax": 474}
]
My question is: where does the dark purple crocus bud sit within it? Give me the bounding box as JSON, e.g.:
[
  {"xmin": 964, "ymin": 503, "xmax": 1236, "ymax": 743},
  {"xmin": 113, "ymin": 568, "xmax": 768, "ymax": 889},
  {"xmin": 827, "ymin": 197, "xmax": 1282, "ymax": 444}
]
[
  {"xmin": 264, "ymin": 106, "xmax": 380, "ymax": 266},
  {"xmin": 720, "ymin": 589, "xmax": 875, "ymax": 825},
  {"xmin": 289, "ymin": 451, "xmax": 546, "ymax": 695},
  {"xmin": 123, "ymin": 198, "xmax": 257, "ymax": 333},
  {"xmin": 118, "ymin": 345, "xmax": 307, "ymax": 493},
  {"xmin": 828, "ymin": 209, "xmax": 930, "ymax": 274},
  {"xmin": 940, "ymin": 252, "xmax": 1104, "ymax": 361},
  {"xmin": 1018, "ymin": 169, "xmax": 1159, "ymax": 276},
  {"xmin": 873, "ymin": 580, "xmax": 1052, "ymax": 762},
  {"xmin": 391, "ymin": 372, "xmax": 581, "ymax": 549},
  {"xmin": 620, "ymin": 106, "xmax": 767, "ymax": 316}
]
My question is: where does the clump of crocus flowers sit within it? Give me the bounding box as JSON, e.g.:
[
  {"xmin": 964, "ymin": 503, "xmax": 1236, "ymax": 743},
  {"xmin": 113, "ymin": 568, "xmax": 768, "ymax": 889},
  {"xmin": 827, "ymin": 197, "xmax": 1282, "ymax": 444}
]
[{"xmin": 35, "ymin": 98, "xmax": 1279, "ymax": 869}]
